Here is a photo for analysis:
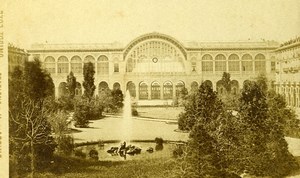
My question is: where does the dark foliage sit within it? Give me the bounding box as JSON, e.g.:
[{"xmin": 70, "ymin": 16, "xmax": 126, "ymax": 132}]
[
  {"xmin": 176, "ymin": 76, "xmax": 299, "ymax": 177},
  {"xmin": 83, "ymin": 62, "xmax": 96, "ymax": 101},
  {"xmin": 66, "ymin": 71, "xmax": 77, "ymax": 99},
  {"xmin": 178, "ymin": 81, "xmax": 223, "ymax": 131},
  {"xmin": 131, "ymin": 108, "xmax": 138, "ymax": 116},
  {"xmin": 9, "ymin": 60, "xmax": 56, "ymax": 176},
  {"xmin": 221, "ymin": 72, "xmax": 231, "ymax": 93},
  {"xmin": 111, "ymin": 89, "xmax": 124, "ymax": 110},
  {"xmin": 57, "ymin": 135, "xmax": 74, "ymax": 156}
]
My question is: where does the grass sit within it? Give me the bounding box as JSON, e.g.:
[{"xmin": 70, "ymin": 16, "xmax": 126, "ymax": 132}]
[
  {"xmin": 32, "ymin": 155, "xmax": 177, "ymax": 178},
  {"xmin": 14, "ymin": 154, "xmax": 300, "ymax": 178},
  {"xmin": 136, "ymin": 106, "xmax": 184, "ymax": 120}
]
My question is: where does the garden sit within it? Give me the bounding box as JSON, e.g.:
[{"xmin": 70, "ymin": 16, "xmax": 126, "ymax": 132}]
[{"xmin": 9, "ymin": 60, "xmax": 300, "ymax": 178}]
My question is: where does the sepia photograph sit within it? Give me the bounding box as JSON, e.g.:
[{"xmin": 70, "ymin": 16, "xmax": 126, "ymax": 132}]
[{"xmin": 2, "ymin": 0, "xmax": 300, "ymax": 177}]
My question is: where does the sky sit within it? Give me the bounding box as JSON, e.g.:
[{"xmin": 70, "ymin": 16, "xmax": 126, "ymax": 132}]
[{"xmin": 3, "ymin": 0, "xmax": 300, "ymax": 49}]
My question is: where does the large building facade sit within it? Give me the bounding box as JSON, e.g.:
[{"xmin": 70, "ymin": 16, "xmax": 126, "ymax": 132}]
[
  {"xmin": 8, "ymin": 43, "xmax": 29, "ymax": 73},
  {"xmin": 274, "ymin": 37, "xmax": 300, "ymax": 108},
  {"xmin": 28, "ymin": 33, "xmax": 278, "ymax": 105}
]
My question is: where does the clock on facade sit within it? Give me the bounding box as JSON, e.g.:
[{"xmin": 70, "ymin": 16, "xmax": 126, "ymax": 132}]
[{"xmin": 152, "ymin": 57, "xmax": 158, "ymax": 63}]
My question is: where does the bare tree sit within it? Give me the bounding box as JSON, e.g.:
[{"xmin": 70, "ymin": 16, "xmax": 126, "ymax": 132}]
[{"xmin": 10, "ymin": 99, "xmax": 55, "ymax": 178}]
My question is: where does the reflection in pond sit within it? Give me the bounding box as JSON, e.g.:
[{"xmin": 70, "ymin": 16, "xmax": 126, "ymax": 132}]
[{"xmin": 75, "ymin": 141, "xmax": 173, "ymax": 161}]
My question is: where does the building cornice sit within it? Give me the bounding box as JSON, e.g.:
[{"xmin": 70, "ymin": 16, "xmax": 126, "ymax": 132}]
[
  {"xmin": 27, "ymin": 49, "xmax": 124, "ymax": 53},
  {"xmin": 186, "ymin": 47, "xmax": 278, "ymax": 51},
  {"xmin": 275, "ymin": 41, "xmax": 300, "ymax": 52}
]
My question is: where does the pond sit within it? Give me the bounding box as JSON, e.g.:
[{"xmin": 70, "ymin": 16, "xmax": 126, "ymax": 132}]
[{"xmin": 75, "ymin": 141, "xmax": 182, "ymax": 161}]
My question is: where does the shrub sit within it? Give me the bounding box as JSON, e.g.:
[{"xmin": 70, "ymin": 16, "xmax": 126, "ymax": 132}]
[
  {"xmin": 88, "ymin": 104, "xmax": 104, "ymax": 120},
  {"xmin": 57, "ymin": 135, "xmax": 74, "ymax": 156},
  {"xmin": 73, "ymin": 103, "xmax": 89, "ymax": 128},
  {"xmin": 154, "ymin": 137, "xmax": 164, "ymax": 145},
  {"xmin": 89, "ymin": 149, "xmax": 99, "ymax": 160},
  {"xmin": 172, "ymin": 144, "xmax": 185, "ymax": 158},
  {"xmin": 74, "ymin": 149, "xmax": 86, "ymax": 158},
  {"xmin": 132, "ymin": 108, "xmax": 138, "ymax": 116}
]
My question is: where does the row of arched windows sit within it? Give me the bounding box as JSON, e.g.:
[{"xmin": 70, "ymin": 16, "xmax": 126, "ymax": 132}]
[
  {"xmin": 44, "ymin": 55, "xmax": 110, "ymax": 74},
  {"xmin": 198, "ymin": 53, "xmax": 266, "ymax": 72}
]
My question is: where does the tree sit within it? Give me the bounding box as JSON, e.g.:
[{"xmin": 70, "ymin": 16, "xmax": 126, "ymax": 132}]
[
  {"xmin": 218, "ymin": 72, "xmax": 239, "ymax": 109},
  {"xmin": 184, "ymin": 123, "xmax": 221, "ymax": 177},
  {"xmin": 177, "ymin": 87, "xmax": 188, "ymax": 106},
  {"xmin": 98, "ymin": 88, "xmax": 113, "ymax": 112},
  {"xmin": 9, "ymin": 60, "xmax": 56, "ymax": 177},
  {"xmin": 73, "ymin": 101, "xmax": 90, "ymax": 127},
  {"xmin": 231, "ymin": 80, "xmax": 299, "ymax": 177},
  {"xmin": 176, "ymin": 76, "xmax": 299, "ymax": 177},
  {"xmin": 221, "ymin": 72, "xmax": 231, "ymax": 93},
  {"xmin": 111, "ymin": 89, "xmax": 124, "ymax": 112},
  {"xmin": 256, "ymin": 73, "xmax": 268, "ymax": 94},
  {"xmin": 23, "ymin": 59, "xmax": 55, "ymax": 101},
  {"xmin": 178, "ymin": 82, "xmax": 223, "ymax": 131},
  {"xmin": 66, "ymin": 71, "xmax": 77, "ymax": 99},
  {"xmin": 47, "ymin": 110, "xmax": 74, "ymax": 156},
  {"xmin": 176, "ymin": 81, "xmax": 229, "ymax": 177},
  {"xmin": 83, "ymin": 62, "xmax": 96, "ymax": 101},
  {"xmin": 265, "ymin": 90, "xmax": 299, "ymax": 176}
]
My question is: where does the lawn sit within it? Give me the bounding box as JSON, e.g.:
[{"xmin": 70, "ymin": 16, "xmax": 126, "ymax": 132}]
[
  {"xmin": 136, "ymin": 106, "xmax": 184, "ymax": 120},
  {"xmin": 32, "ymin": 155, "xmax": 178, "ymax": 178}
]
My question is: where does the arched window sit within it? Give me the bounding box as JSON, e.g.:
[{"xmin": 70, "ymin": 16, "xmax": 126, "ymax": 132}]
[
  {"xmin": 191, "ymin": 81, "xmax": 199, "ymax": 92},
  {"xmin": 127, "ymin": 81, "xmax": 136, "ymax": 98},
  {"xmin": 191, "ymin": 57, "xmax": 197, "ymax": 72},
  {"xmin": 98, "ymin": 81, "xmax": 109, "ymax": 95},
  {"xmin": 228, "ymin": 54, "xmax": 240, "ymax": 72},
  {"xmin": 84, "ymin": 55, "xmax": 95, "ymax": 63},
  {"xmin": 139, "ymin": 82, "xmax": 148, "ymax": 100},
  {"xmin": 217, "ymin": 80, "xmax": 225, "ymax": 95},
  {"xmin": 241, "ymin": 54, "xmax": 253, "ymax": 72},
  {"xmin": 215, "ymin": 54, "xmax": 226, "ymax": 72},
  {"xmin": 151, "ymin": 82, "xmax": 160, "ymax": 99},
  {"xmin": 44, "ymin": 56, "xmax": 55, "ymax": 73},
  {"xmin": 176, "ymin": 81, "xmax": 185, "ymax": 97},
  {"xmin": 71, "ymin": 56, "xmax": 82, "ymax": 74},
  {"xmin": 113, "ymin": 82, "xmax": 121, "ymax": 90},
  {"xmin": 97, "ymin": 55, "xmax": 109, "ymax": 75},
  {"xmin": 57, "ymin": 56, "xmax": 69, "ymax": 73},
  {"xmin": 255, "ymin": 54, "xmax": 266, "ymax": 72},
  {"xmin": 114, "ymin": 63, "xmax": 119, "ymax": 72},
  {"xmin": 163, "ymin": 81, "xmax": 173, "ymax": 99},
  {"xmin": 202, "ymin": 54, "xmax": 213, "ymax": 72},
  {"xmin": 230, "ymin": 80, "xmax": 239, "ymax": 95},
  {"xmin": 75, "ymin": 82, "xmax": 82, "ymax": 96},
  {"xmin": 203, "ymin": 80, "xmax": 213, "ymax": 89},
  {"xmin": 58, "ymin": 82, "xmax": 68, "ymax": 97}
]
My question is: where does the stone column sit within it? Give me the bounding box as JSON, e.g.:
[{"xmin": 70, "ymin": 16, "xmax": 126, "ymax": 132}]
[
  {"xmin": 55, "ymin": 86, "xmax": 59, "ymax": 99},
  {"xmin": 136, "ymin": 83, "xmax": 139, "ymax": 101},
  {"xmin": 172, "ymin": 84, "xmax": 176, "ymax": 100},
  {"xmin": 69, "ymin": 62, "xmax": 71, "ymax": 74},
  {"xmin": 148, "ymin": 85, "xmax": 151, "ymax": 100},
  {"xmin": 213, "ymin": 60, "xmax": 215, "ymax": 74},
  {"xmin": 55, "ymin": 62, "xmax": 58, "ymax": 75},
  {"xmin": 253, "ymin": 60, "xmax": 255, "ymax": 74},
  {"xmin": 160, "ymin": 85, "xmax": 164, "ymax": 99}
]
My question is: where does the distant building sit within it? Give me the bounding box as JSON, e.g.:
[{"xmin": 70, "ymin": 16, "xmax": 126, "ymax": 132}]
[
  {"xmin": 28, "ymin": 32, "xmax": 278, "ymax": 105},
  {"xmin": 274, "ymin": 37, "xmax": 300, "ymax": 108},
  {"xmin": 8, "ymin": 43, "xmax": 29, "ymax": 73}
]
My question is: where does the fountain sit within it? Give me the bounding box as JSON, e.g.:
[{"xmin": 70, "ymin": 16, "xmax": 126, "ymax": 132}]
[
  {"xmin": 107, "ymin": 90, "xmax": 141, "ymax": 158},
  {"xmin": 120, "ymin": 90, "xmax": 133, "ymax": 143}
]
